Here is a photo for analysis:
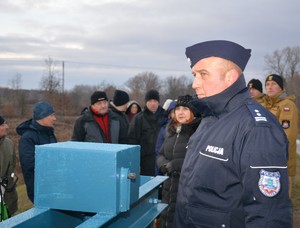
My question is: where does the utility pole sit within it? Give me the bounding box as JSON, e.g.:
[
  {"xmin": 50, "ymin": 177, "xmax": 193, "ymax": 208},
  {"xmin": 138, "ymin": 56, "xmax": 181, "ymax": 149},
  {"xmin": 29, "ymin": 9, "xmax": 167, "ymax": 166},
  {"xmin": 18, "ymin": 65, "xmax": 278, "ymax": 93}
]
[{"xmin": 62, "ymin": 61, "xmax": 65, "ymax": 126}]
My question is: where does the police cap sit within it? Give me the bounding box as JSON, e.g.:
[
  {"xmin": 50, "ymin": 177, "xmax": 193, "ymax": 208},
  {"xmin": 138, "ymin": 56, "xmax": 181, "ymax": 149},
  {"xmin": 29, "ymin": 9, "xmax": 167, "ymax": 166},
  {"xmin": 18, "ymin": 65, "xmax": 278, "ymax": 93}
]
[{"xmin": 185, "ymin": 40, "xmax": 251, "ymax": 71}]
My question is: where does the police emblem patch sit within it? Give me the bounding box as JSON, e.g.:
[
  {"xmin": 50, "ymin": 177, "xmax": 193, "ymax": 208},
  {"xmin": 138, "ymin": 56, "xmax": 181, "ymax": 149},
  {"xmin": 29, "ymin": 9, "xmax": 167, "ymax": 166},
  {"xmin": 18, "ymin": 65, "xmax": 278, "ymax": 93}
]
[
  {"xmin": 282, "ymin": 120, "xmax": 290, "ymax": 129},
  {"xmin": 258, "ymin": 169, "xmax": 280, "ymax": 197}
]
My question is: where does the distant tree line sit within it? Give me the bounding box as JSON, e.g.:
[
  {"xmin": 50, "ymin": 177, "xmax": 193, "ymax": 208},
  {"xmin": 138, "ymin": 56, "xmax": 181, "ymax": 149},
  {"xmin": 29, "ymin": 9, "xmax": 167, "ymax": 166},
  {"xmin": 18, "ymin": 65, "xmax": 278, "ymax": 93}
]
[
  {"xmin": 0, "ymin": 58, "xmax": 194, "ymax": 119},
  {"xmin": 1, "ymin": 47, "xmax": 300, "ymax": 129}
]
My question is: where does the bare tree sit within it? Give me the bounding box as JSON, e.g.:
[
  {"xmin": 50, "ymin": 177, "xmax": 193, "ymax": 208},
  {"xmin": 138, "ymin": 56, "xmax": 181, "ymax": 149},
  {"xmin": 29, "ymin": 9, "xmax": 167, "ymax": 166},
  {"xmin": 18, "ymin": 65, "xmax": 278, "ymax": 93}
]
[
  {"xmin": 285, "ymin": 46, "xmax": 300, "ymax": 79},
  {"xmin": 125, "ymin": 71, "xmax": 161, "ymax": 105},
  {"xmin": 68, "ymin": 82, "xmax": 116, "ymax": 115},
  {"xmin": 8, "ymin": 73, "xmax": 22, "ymax": 90},
  {"xmin": 163, "ymin": 75, "xmax": 194, "ymax": 100},
  {"xmin": 8, "ymin": 73, "xmax": 26, "ymax": 117},
  {"xmin": 40, "ymin": 57, "xmax": 61, "ymax": 96},
  {"xmin": 264, "ymin": 46, "xmax": 300, "ymax": 79}
]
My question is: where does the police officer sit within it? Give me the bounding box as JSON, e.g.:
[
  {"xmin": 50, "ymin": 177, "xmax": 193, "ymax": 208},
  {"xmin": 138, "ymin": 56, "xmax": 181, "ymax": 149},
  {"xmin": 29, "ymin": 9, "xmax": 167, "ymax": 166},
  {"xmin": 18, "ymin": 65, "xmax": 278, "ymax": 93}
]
[
  {"xmin": 174, "ymin": 40, "xmax": 292, "ymax": 227},
  {"xmin": 264, "ymin": 74, "xmax": 299, "ymax": 198},
  {"xmin": 247, "ymin": 78, "xmax": 265, "ymax": 104}
]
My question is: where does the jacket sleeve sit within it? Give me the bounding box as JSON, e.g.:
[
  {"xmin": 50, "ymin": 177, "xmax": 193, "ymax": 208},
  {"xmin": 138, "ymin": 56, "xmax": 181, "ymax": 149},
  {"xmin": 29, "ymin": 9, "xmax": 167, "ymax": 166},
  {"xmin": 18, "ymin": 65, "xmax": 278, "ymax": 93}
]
[
  {"xmin": 156, "ymin": 142, "xmax": 169, "ymax": 175},
  {"xmin": 240, "ymin": 125, "xmax": 292, "ymax": 227},
  {"xmin": 4, "ymin": 139, "xmax": 18, "ymax": 215},
  {"xmin": 71, "ymin": 117, "xmax": 85, "ymax": 141},
  {"xmin": 278, "ymin": 100, "xmax": 299, "ymax": 176},
  {"xmin": 18, "ymin": 133, "xmax": 36, "ymax": 203}
]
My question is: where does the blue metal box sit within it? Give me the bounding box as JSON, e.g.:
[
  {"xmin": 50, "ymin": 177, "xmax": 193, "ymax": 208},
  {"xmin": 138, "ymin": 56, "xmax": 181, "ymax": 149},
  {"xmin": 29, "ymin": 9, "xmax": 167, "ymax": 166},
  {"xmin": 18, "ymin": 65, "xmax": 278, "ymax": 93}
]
[{"xmin": 34, "ymin": 142, "xmax": 140, "ymax": 214}]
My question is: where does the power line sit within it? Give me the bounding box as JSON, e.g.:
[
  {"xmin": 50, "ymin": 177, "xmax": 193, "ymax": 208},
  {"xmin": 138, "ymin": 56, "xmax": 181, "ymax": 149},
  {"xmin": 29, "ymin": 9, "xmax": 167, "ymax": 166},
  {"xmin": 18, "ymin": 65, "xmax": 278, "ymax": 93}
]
[{"xmin": 0, "ymin": 58, "xmax": 188, "ymax": 73}]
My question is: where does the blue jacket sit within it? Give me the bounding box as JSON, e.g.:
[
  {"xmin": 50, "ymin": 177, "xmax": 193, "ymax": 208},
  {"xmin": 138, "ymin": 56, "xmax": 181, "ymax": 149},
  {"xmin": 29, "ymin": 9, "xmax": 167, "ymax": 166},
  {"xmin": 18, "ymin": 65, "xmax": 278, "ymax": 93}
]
[
  {"xmin": 174, "ymin": 75, "xmax": 292, "ymax": 227},
  {"xmin": 16, "ymin": 119, "xmax": 57, "ymax": 203}
]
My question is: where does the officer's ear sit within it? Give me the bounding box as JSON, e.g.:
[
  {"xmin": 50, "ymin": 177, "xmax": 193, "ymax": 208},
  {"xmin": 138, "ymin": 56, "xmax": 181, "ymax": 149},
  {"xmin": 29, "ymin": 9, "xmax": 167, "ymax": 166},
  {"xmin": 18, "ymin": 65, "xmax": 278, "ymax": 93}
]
[{"xmin": 224, "ymin": 68, "xmax": 239, "ymax": 86}]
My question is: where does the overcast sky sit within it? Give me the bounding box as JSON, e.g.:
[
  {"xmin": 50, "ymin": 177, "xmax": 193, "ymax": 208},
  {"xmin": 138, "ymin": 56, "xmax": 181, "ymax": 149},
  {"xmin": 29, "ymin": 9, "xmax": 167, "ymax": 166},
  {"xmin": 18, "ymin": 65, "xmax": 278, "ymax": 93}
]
[{"xmin": 0, "ymin": 0, "xmax": 299, "ymax": 90}]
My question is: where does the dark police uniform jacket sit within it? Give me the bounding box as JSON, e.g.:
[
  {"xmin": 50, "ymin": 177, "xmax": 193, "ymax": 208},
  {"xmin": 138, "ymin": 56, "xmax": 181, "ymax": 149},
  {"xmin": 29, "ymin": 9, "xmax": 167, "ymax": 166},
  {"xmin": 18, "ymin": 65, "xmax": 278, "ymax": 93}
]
[{"xmin": 174, "ymin": 75, "xmax": 292, "ymax": 228}]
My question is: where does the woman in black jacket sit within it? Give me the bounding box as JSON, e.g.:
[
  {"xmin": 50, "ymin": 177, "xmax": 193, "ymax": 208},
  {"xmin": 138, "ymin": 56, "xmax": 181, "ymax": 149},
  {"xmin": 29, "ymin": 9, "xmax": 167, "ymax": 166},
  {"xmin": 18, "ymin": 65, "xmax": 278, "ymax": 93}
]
[{"xmin": 156, "ymin": 95, "xmax": 200, "ymax": 228}]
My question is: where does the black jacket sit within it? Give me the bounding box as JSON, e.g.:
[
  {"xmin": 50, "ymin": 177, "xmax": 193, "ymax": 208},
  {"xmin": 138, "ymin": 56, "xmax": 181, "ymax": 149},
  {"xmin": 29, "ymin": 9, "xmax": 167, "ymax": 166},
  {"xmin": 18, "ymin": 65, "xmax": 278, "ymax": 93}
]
[
  {"xmin": 157, "ymin": 118, "xmax": 200, "ymax": 228},
  {"xmin": 109, "ymin": 103, "xmax": 130, "ymax": 144},
  {"xmin": 128, "ymin": 106, "xmax": 164, "ymax": 176},
  {"xmin": 72, "ymin": 107, "xmax": 125, "ymax": 143},
  {"xmin": 174, "ymin": 75, "xmax": 292, "ymax": 228},
  {"xmin": 16, "ymin": 119, "xmax": 57, "ymax": 203}
]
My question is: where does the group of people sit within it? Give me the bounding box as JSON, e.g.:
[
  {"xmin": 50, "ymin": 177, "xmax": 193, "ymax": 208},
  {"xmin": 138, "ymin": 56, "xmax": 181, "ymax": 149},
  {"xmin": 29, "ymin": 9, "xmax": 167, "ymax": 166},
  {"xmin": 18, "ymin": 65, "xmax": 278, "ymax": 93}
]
[
  {"xmin": 0, "ymin": 39, "xmax": 298, "ymax": 227},
  {"xmin": 247, "ymin": 74, "xmax": 298, "ymax": 198}
]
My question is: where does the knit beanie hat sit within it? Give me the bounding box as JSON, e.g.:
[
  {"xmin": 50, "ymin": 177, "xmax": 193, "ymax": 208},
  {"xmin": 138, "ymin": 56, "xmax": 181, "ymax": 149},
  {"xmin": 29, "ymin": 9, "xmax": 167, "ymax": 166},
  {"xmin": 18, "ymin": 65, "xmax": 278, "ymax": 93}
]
[
  {"xmin": 247, "ymin": 79, "xmax": 263, "ymax": 93},
  {"xmin": 0, "ymin": 116, "xmax": 5, "ymax": 125},
  {"xmin": 113, "ymin": 90, "xmax": 130, "ymax": 106},
  {"xmin": 145, "ymin": 89, "xmax": 160, "ymax": 102},
  {"xmin": 33, "ymin": 101, "xmax": 55, "ymax": 120},
  {"xmin": 176, "ymin": 95, "xmax": 199, "ymax": 116},
  {"xmin": 91, "ymin": 91, "xmax": 108, "ymax": 105},
  {"xmin": 265, "ymin": 74, "xmax": 284, "ymax": 90}
]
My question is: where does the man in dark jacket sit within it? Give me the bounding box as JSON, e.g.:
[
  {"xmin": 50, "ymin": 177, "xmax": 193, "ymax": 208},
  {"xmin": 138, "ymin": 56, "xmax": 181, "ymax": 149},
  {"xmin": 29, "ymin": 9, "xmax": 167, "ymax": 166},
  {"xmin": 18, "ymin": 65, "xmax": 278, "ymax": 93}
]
[
  {"xmin": 16, "ymin": 101, "xmax": 57, "ymax": 203},
  {"xmin": 174, "ymin": 40, "xmax": 292, "ymax": 227},
  {"xmin": 109, "ymin": 90, "xmax": 130, "ymax": 144},
  {"xmin": 0, "ymin": 116, "xmax": 18, "ymax": 218},
  {"xmin": 72, "ymin": 91, "xmax": 126, "ymax": 143},
  {"xmin": 128, "ymin": 89, "xmax": 164, "ymax": 176}
]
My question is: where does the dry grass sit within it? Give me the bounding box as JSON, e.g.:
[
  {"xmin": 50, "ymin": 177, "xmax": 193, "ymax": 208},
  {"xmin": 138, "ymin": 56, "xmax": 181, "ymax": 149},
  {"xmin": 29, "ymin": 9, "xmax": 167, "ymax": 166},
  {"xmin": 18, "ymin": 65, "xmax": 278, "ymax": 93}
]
[{"xmin": 5, "ymin": 116, "xmax": 300, "ymax": 227}]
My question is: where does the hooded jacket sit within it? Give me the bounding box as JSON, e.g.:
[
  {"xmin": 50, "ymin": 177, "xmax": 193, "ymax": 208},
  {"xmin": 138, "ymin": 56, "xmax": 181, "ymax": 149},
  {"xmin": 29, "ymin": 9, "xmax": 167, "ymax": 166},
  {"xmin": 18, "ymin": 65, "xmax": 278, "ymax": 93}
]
[
  {"xmin": 16, "ymin": 119, "xmax": 57, "ymax": 202},
  {"xmin": 174, "ymin": 75, "xmax": 292, "ymax": 227}
]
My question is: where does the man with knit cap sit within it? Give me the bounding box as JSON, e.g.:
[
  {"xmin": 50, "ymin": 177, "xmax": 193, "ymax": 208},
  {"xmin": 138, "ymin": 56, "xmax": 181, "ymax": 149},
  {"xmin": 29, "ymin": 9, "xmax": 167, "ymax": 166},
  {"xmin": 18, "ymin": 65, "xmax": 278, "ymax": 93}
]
[
  {"xmin": 72, "ymin": 91, "xmax": 127, "ymax": 144},
  {"xmin": 109, "ymin": 89, "xmax": 130, "ymax": 144},
  {"xmin": 0, "ymin": 116, "xmax": 18, "ymax": 218},
  {"xmin": 16, "ymin": 101, "xmax": 57, "ymax": 203},
  {"xmin": 264, "ymin": 74, "xmax": 299, "ymax": 197},
  {"xmin": 128, "ymin": 89, "xmax": 164, "ymax": 176},
  {"xmin": 174, "ymin": 40, "xmax": 291, "ymax": 227},
  {"xmin": 247, "ymin": 78, "xmax": 265, "ymax": 104}
]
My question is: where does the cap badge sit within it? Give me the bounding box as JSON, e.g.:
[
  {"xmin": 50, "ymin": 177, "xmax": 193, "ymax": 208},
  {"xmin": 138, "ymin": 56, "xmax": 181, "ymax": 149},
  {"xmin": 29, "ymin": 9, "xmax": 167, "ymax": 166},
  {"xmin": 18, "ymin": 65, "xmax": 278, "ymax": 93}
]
[{"xmin": 187, "ymin": 58, "xmax": 192, "ymax": 66}]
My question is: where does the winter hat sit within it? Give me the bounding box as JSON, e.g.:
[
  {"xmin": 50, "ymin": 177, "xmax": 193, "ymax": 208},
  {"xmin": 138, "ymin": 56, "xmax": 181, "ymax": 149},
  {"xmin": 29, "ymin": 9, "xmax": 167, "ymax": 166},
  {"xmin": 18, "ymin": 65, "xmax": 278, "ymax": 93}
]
[
  {"xmin": 164, "ymin": 100, "xmax": 176, "ymax": 117},
  {"xmin": 145, "ymin": 89, "xmax": 160, "ymax": 102},
  {"xmin": 90, "ymin": 91, "xmax": 108, "ymax": 105},
  {"xmin": 33, "ymin": 101, "xmax": 55, "ymax": 120},
  {"xmin": 113, "ymin": 90, "xmax": 129, "ymax": 106},
  {"xmin": 162, "ymin": 99, "xmax": 174, "ymax": 110},
  {"xmin": 247, "ymin": 79, "xmax": 263, "ymax": 93},
  {"xmin": 265, "ymin": 74, "xmax": 284, "ymax": 90},
  {"xmin": 185, "ymin": 40, "xmax": 251, "ymax": 71},
  {"xmin": 0, "ymin": 116, "xmax": 5, "ymax": 125},
  {"xmin": 176, "ymin": 95, "xmax": 198, "ymax": 116}
]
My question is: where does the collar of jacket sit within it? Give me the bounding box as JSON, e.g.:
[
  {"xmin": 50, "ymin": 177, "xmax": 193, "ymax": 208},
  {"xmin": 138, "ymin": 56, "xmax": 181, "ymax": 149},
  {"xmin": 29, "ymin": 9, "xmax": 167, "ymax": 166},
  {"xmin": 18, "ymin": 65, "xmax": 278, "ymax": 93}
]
[
  {"xmin": 266, "ymin": 90, "xmax": 296, "ymax": 105},
  {"xmin": 190, "ymin": 74, "xmax": 249, "ymax": 118}
]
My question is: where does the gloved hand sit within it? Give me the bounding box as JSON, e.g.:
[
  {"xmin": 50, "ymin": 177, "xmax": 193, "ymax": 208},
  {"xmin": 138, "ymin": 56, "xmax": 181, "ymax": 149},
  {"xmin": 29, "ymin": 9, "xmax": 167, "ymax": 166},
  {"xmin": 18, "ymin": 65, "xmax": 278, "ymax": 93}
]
[{"xmin": 165, "ymin": 162, "xmax": 173, "ymax": 174}]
